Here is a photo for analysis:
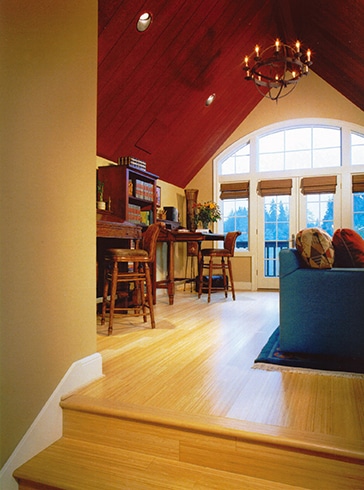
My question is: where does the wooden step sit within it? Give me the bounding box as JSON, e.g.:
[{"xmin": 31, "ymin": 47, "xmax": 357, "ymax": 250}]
[
  {"xmin": 49, "ymin": 393, "xmax": 363, "ymax": 490},
  {"xmin": 13, "ymin": 392, "xmax": 364, "ymax": 490},
  {"xmin": 13, "ymin": 288, "xmax": 364, "ymax": 490},
  {"xmin": 14, "ymin": 437, "xmax": 308, "ymax": 490}
]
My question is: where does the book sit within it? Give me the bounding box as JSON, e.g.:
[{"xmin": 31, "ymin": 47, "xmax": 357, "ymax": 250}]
[{"xmin": 118, "ymin": 156, "xmax": 147, "ymax": 171}]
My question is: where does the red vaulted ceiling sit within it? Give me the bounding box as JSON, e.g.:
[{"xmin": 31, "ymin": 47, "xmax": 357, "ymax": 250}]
[{"xmin": 97, "ymin": 0, "xmax": 364, "ymax": 187}]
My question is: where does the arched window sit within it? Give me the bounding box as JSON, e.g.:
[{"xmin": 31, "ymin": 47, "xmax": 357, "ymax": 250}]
[
  {"xmin": 352, "ymin": 132, "xmax": 364, "ymax": 165},
  {"xmin": 215, "ymin": 120, "xmax": 364, "ymax": 256},
  {"xmin": 258, "ymin": 126, "xmax": 341, "ymax": 171},
  {"xmin": 220, "ymin": 142, "xmax": 250, "ymax": 175}
]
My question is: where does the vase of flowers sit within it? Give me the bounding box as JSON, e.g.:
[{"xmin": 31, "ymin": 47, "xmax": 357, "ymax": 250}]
[{"xmin": 193, "ymin": 200, "xmax": 221, "ymax": 230}]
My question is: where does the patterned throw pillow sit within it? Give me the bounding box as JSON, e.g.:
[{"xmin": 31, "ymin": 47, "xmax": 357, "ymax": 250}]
[
  {"xmin": 332, "ymin": 228, "xmax": 364, "ymax": 267},
  {"xmin": 296, "ymin": 228, "xmax": 335, "ymax": 269}
]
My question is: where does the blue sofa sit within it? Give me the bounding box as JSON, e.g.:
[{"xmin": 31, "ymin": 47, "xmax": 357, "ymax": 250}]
[{"xmin": 279, "ymin": 249, "xmax": 364, "ymax": 359}]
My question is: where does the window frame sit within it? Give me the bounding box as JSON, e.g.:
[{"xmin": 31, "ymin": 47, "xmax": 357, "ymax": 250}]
[{"xmin": 214, "ymin": 118, "xmax": 364, "ymax": 253}]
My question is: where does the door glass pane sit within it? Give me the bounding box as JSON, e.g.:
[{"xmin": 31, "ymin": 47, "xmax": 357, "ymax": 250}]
[
  {"xmin": 353, "ymin": 192, "xmax": 364, "ymax": 238},
  {"xmin": 264, "ymin": 196, "xmax": 290, "ymax": 277},
  {"xmin": 306, "ymin": 194, "xmax": 334, "ymax": 235}
]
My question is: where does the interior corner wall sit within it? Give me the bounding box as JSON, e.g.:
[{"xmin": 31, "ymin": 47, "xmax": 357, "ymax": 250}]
[{"xmin": 0, "ymin": 1, "xmax": 98, "ymax": 468}]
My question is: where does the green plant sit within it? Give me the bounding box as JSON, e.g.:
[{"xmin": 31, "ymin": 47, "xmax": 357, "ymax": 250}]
[{"xmin": 97, "ymin": 180, "xmax": 104, "ymax": 202}]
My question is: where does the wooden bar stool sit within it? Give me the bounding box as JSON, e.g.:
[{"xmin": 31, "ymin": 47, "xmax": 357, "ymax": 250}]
[
  {"xmin": 198, "ymin": 231, "xmax": 241, "ymax": 303},
  {"xmin": 101, "ymin": 223, "xmax": 161, "ymax": 335}
]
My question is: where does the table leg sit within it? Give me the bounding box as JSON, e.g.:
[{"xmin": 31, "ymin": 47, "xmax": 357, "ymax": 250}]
[
  {"xmin": 197, "ymin": 242, "xmax": 203, "ymax": 298},
  {"xmin": 167, "ymin": 241, "xmax": 175, "ymax": 305}
]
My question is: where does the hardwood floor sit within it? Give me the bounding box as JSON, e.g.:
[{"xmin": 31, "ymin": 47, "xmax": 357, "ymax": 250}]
[
  {"xmin": 15, "ymin": 289, "xmax": 364, "ymax": 489},
  {"xmin": 88, "ymin": 289, "xmax": 363, "ymax": 443}
]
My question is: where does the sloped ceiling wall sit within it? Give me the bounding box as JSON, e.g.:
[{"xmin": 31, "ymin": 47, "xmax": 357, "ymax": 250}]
[{"xmin": 97, "ymin": 0, "xmax": 364, "ymax": 187}]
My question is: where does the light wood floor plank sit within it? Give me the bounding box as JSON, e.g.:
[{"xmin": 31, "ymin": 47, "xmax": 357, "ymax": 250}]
[
  {"xmin": 15, "ymin": 290, "xmax": 364, "ymax": 489},
  {"xmin": 81, "ymin": 290, "xmax": 364, "ymax": 445}
]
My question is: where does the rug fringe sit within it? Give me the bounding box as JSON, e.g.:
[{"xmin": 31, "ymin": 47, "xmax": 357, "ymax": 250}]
[{"xmin": 252, "ymin": 362, "xmax": 364, "ymax": 378}]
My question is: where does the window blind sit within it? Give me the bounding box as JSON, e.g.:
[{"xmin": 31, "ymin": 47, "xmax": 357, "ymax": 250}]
[
  {"xmin": 300, "ymin": 175, "xmax": 337, "ymax": 195},
  {"xmin": 220, "ymin": 181, "xmax": 249, "ymax": 200},
  {"xmin": 352, "ymin": 174, "xmax": 364, "ymax": 193},
  {"xmin": 256, "ymin": 179, "xmax": 292, "ymax": 197}
]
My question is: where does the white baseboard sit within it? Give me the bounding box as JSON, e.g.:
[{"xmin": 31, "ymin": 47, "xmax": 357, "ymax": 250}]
[{"xmin": 0, "ymin": 352, "xmax": 103, "ymax": 490}]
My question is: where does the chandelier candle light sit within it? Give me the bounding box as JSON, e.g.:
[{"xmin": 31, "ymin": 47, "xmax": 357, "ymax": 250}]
[{"xmin": 243, "ymin": 39, "xmax": 312, "ymax": 101}]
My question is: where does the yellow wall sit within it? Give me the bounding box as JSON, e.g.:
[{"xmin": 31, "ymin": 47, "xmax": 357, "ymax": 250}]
[
  {"xmin": 0, "ymin": 1, "xmax": 98, "ymax": 467},
  {"xmin": 156, "ymin": 180, "xmax": 187, "ymax": 281},
  {"xmin": 189, "ymin": 72, "xmax": 364, "ymax": 286}
]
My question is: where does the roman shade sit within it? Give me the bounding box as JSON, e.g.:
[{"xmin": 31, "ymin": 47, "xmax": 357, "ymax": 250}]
[
  {"xmin": 220, "ymin": 182, "xmax": 249, "ymax": 200},
  {"xmin": 352, "ymin": 174, "xmax": 364, "ymax": 193},
  {"xmin": 300, "ymin": 175, "xmax": 337, "ymax": 195},
  {"xmin": 256, "ymin": 179, "xmax": 292, "ymax": 197}
]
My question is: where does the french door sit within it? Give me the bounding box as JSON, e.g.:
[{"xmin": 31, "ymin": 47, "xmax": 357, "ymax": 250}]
[
  {"xmin": 257, "ymin": 193, "xmax": 296, "ymax": 289},
  {"xmin": 256, "ymin": 177, "xmax": 339, "ymax": 289}
]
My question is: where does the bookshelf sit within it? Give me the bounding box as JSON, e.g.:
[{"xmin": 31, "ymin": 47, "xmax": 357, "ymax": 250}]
[{"xmin": 97, "ymin": 164, "xmax": 159, "ymax": 226}]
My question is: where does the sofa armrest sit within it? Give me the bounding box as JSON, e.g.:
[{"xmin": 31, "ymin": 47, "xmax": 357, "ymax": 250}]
[{"xmin": 279, "ymin": 249, "xmax": 304, "ymax": 277}]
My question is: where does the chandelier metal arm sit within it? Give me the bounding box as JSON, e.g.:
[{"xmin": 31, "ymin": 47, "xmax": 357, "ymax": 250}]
[{"xmin": 243, "ymin": 40, "xmax": 312, "ymax": 101}]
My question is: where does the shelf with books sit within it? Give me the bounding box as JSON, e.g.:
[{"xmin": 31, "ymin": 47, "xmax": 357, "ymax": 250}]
[{"xmin": 97, "ymin": 164, "xmax": 158, "ymax": 225}]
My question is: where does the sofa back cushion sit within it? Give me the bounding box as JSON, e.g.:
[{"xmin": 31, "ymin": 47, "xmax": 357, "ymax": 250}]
[
  {"xmin": 296, "ymin": 227, "xmax": 334, "ymax": 269},
  {"xmin": 333, "ymin": 228, "xmax": 364, "ymax": 267}
]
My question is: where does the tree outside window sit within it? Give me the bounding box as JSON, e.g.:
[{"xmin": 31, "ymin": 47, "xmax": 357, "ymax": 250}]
[
  {"xmin": 306, "ymin": 194, "xmax": 334, "ymax": 235},
  {"xmin": 353, "ymin": 193, "xmax": 364, "ymax": 238},
  {"xmin": 222, "ymin": 198, "xmax": 248, "ymax": 250}
]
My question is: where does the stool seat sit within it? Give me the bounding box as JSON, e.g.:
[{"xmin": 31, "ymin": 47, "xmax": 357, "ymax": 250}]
[
  {"xmin": 105, "ymin": 248, "xmax": 149, "ymax": 260},
  {"xmin": 101, "ymin": 223, "xmax": 162, "ymax": 334},
  {"xmin": 201, "ymin": 248, "xmax": 231, "ymax": 257},
  {"xmin": 198, "ymin": 231, "xmax": 241, "ymax": 303}
]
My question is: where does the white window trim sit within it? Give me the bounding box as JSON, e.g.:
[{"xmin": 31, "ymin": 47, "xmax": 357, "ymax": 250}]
[{"xmin": 214, "ymin": 118, "xmax": 364, "ymax": 244}]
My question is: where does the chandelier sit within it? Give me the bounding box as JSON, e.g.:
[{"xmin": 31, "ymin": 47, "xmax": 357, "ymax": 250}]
[{"xmin": 243, "ymin": 39, "xmax": 312, "ymax": 101}]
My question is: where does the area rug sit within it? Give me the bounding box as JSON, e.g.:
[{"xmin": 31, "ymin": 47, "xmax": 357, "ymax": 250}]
[{"xmin": 254, "ymin": 327, "xmax": 364, "ymax": 376}]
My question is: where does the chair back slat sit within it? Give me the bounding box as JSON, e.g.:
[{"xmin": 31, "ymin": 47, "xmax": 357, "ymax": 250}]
[
  {"xmin": 141, "ymin": 222, "xmax": 162, "ymax": 260},
  {"xmin": 224, "ymin": 231, "xmax": 242, "ymax": 256}
]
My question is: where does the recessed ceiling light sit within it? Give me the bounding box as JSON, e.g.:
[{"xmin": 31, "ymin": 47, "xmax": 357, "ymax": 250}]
[
  {"xmin": 137, "ymin": 12, "xmax": 152, "ymax": 32},
  {"xmin": 205, "ymin": 94, "xmax": 216, "ymax": 106}
]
